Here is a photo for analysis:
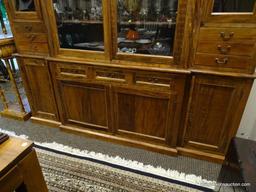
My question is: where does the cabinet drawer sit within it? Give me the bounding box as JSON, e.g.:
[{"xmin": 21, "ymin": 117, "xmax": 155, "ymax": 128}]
[
  {"xmin": 198, "ymin": 27, "xmax": 256, "ymax": 42},
  {"xmin": 18, "ymin": 43, "xmax": 49, "ymax": 54},
  {"xmin": 14, "ymin": 22, "xmax": 46, "ymax": 33},
  {"xmin": 16, "ymin": 33, "xmax": 48, "ymax": 43},
  {"xmin": 194, "ymin": 53, "xmax": 252, "ymax": 72},
  {"xmin": 197, "ymin": 41, "xmax": 255, "ymax": 57},
  {"xmin": 22, "ymin": 58, "xmax": 45, "ymax": 66},
  {"xmin": 135, "ymin": 74, "xmax": 172, "ymax": 88},
  {"xmin": 56, "ymin": 63, "xmax": 87, "ymax": 80},
  {"xmin": 95, "ymin": 68, "xmax": 126, "ymax": 83}
]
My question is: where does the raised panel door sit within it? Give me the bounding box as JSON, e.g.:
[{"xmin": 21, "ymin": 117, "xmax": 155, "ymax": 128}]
[
  {"xmin": 183, "ymin": 75, "xmax": 252, "ymax": 154},
  {"xmin": 20, "ymin": 58, "xmax": 59, "ymax": 121},
  {"xmin": 58, "ymin": 81, "xmax": 111, "ymax": 131},
  {"xmin": 113, "ymin": 86, "xmax": 178, "ymax": 146}
]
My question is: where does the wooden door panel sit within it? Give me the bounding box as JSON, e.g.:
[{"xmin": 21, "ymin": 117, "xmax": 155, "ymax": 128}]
[
  {"xmin": 184, "ymin": 75, "xmax": 249, "ymax": 154},
  {"xmin": 114, "ymin": 87, "xmax": 177, "ymax": 146},
  {"xmin": 23, "ymin": 61, "xmax": 58, "ymax": 120},
  {"xmin": 59, "ymin": 82, "xmax": 110, "ymax": 131}
]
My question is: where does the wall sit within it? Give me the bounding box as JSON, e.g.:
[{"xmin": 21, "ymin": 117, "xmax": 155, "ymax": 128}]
[{"xmin": 237, "ymin": 80, "xmax": 256, "ymax": 141}]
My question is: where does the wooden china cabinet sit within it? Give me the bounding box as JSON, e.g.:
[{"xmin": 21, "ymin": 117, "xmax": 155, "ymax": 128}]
[{"xmin": 3, "ymin": 0, "xmax": 256, "ymax": 163}]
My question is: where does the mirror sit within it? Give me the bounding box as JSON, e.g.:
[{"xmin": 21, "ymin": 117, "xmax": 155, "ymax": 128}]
[
  {"xmin": 213, "ymin": 0, "xmax": 256, "ymax": 13},
  {"xmin": 15, "ymin": 0, "xmax": 35, "ymax": 11},
  {"xmin": 117, "ymin": 0, "xmax": 178, "ymax": 56}
]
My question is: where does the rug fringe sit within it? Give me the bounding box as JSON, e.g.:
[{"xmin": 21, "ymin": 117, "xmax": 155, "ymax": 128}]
[{"xmin": 0, "ymin": 128, "xmax": 216, "ymax": 189}]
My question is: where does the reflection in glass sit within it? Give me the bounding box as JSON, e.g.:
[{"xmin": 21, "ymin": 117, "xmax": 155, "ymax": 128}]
[
  {"xmin": 117, "ymin": 0, "xmax": 178, "ymax": 56},
  {"xmin": 53, "ymin": 0, "xmax": 104, "ymax": 51},
  {"xmin": 213, "ymin": 0, "xmax": 256, "ymax": 12},
  {"xmin": 15, "ymin": 0, "xmax": 35, "ymax": 11}
]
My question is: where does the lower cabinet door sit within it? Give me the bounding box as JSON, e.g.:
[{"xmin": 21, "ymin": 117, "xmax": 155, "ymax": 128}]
[
  {"xmin": 183, "ymin": 75, "xmax": 252, "ymax": 154},
  {"xmin": 113, "ymin": 86, "xmax": 178, "ymax": 146},
  {"xmin": 20, "ymin": 58, "xmax": 59, "ymax": 121},
  {"xmin": 57, "ymin": 81, "xmax": 112, "ymax": 131}
]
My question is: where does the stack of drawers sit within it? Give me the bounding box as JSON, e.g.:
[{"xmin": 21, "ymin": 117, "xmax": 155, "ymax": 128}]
[
  {"xmin": 13, "ymin": 21, "xmax": 49, "ymax": 55},
  {"xmin": 194, "ymin": 27, "xmax": 256, "ymax": 73}
]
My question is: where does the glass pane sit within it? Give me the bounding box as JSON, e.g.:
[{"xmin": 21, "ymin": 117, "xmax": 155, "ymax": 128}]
[
  {"xmin": 117, "ymin": 0, "xmax": 178, "ymax": 56},
  {"xmin": 53, "ymin": 0, "xmax": 104, "ymax": 51},
  {"xmin": 15, "ymin": 0, "xmax": 35, "ymax": 11},
  {"xmin": 213, "ymin": 0, "xmax": 256, "ymax": 12}
]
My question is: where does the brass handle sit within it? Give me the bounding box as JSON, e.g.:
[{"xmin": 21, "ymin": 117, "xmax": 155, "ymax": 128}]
[
  {"xmin": 220, "ymin": 32, "xmax": 234, "ymax": 41},
  {"xmin": 27, "ymin": 34, "xmax": 36, "ymax": 42},
  {"xmin": 25, "ymin": 26, "xmax": 33, "ymax": 32},
  {"xmin": 215, "ymin": 57, "xmax": 228, "ymax": 64},
  {"xmin": 217, "ymin": 45, "xmax": 231, "ymax": 54}
]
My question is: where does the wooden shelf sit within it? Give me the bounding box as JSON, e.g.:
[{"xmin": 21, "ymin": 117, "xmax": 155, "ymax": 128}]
[{"xmin": 61, "ymin": 20, "xmax": 176, "ymax": 26}]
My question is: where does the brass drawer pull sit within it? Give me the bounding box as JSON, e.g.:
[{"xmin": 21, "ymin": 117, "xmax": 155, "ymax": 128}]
[
  {"xmin": 220, "ymin": 32, "xmax": 234, "ymax": 41},
  {"xmin": 27, "ymin": 34, "xmax": 36, "ymax": 42},
  {"xmin": 25, "ymin": 26, "xmax": 33, "ymax": 32},
  {"xmin": 217, "ymin": 45, "xmax": 231, "ymax": 54},
  {"xmin": 215, "ymin": 57, "xmax": 228, "ymax": 64}
]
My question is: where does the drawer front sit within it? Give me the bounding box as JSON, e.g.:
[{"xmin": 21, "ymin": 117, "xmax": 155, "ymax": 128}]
[
  {"xmin": 23, "ymin": 58, "xmax": 45, "ymax": 66},
  {"xmin": 15, "ymin": 33, "xmax": 48, "ymax": 43},
  {"xmin": 198, "ymin": 27, "xmax": 256, "ymax": 42},
  {"xmin": 135, "ymin": 73, "xmax": 173, "ymax": 89},
  {"xmin": 56, "ymin": 63, "xmax": 87, "ymax": 80},
  {"xmin": 197, "ymin": 41, "xmax": 255, "ymax": 57},
  {"xmin": 195, "ymin": 53, "xmax": 252, "ymax": 71},
  {"xmin": 95, "ymin": 68, "xmax": 126, "ymax": 83},
  {"xmin": 18, "ymin": 43, "xmax": 49, "ymax": 54},
  {"xmin": 14, "ymin": 22, "xmax": 46, "ymax": 33}
]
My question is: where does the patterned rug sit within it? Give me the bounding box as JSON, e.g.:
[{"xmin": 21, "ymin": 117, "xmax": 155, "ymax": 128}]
[{"xmin": 36, "ymin": 146, "xmax": 213, "ymax": 192}]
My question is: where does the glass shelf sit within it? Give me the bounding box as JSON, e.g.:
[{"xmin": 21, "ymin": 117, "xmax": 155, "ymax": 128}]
[
  {"xmin": 213, "ymin": 0, "xmax": 256, "ymax": 13},
  {"xmin": 117, "ymin": 0, "xmax": 178, "ymax": 57},
  {"xmin": 52, "ymin": 0, "xmax": 104, "ymax": 51}
]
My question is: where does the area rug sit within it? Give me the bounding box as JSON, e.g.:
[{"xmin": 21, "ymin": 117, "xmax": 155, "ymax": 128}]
[
  {"xmin": 36, "ymin": 146, "xmax": 212, "ymax": 192},
  {"xmin": 0, "ymin": 128, "xmax": 215, "ymax": 191}
]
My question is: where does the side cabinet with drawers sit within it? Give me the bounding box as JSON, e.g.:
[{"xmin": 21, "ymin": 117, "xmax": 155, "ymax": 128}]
[{"xmin": 4, "ymin": 0, "xmax": 256, "ymax": 162}]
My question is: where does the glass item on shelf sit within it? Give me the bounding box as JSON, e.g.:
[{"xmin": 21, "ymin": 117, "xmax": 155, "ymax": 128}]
[
  {"xmin": 213, "ymin": 0, "xmax": 256, "ymax": 13},
  {"xmin": 52, "ymin": 0, "xmax": 104, "ymax": 51},
  {"xmin": 126, "ymin": 23, "xmax": 139, "ymax": 40},
  {"xmin": 117, "ymin": 0, "xmax": 178, "ymax": 57},
  {"xmin": 15, "ymin": 0, "xmax": 35, "ymax": 11}
]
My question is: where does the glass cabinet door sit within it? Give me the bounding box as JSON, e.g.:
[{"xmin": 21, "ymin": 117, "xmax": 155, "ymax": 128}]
[
  {"xmin": 15, "ymin": 0, "xmax": 35, "ymax": 11},
  {"xmin": 116, "ymin": 0, "xmax": 178, "ymax": 57},
  {"xmin": 52, "ymin": 0, "xmax": 104, "ymax": 52},
  {"xmin": 8, "ymin": 0, "xmax": 41, "ymax": 19},
  {"xmin": 203, "ymin": 0, "xmax": 256, "ymax": 24},
  {"xmin": 213, "ymin": 0, "xmax": 256, "ymax": 13}
]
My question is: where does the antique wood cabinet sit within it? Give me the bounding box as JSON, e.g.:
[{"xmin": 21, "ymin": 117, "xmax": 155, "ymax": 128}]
[{"xmin": 4, "ymin": 0, "xmax": 256, "ymax": 162}]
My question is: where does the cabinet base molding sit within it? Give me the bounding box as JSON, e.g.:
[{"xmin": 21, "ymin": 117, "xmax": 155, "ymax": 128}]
[
  {"xmin": 60, "ymin": 124, "xmax": 178, "ymax": 156},
  {"xmin": 177, "ymin": 147, "xmax": 225, "ymax": 164},
  {"xmin": 31, "ymin": 117, "xmax": 61, "ymax": 128},
  {"xmin": 0, "ymin": 110, "xmax": 31, "ymax": 121}
]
